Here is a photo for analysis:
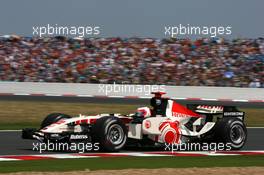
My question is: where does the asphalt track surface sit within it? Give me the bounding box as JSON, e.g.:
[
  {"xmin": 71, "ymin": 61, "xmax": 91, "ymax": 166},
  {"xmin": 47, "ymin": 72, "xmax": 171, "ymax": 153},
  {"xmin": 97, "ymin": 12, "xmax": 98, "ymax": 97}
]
[
  {"xmin": 0, "ymin": 95, "xmax": 263, "ymax": 156},
  {"xmin": 0, "ymin": 128, "xmax": 263, "ymax": 156}
]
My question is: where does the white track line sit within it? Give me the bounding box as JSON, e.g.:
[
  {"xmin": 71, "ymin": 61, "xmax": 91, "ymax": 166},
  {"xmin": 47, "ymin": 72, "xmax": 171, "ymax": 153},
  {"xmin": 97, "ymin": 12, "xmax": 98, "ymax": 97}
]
[
  {"xmin": 77, "ymin": 94, "xmax": 93, "ymax": 97},
  {"xmin": 247, "ymin": 127, "xmax": 264, "ymax": 129},
  {"xmin": 1, "ymin": 151, "xmax": 264, "ymax": 161},
  {"xmin": 0, "ymin": 158, "xmax": 21, "ymax": 161},
  {"xmin": 13, "ymin": 93, "xmax": 31, "ymax": 96}
]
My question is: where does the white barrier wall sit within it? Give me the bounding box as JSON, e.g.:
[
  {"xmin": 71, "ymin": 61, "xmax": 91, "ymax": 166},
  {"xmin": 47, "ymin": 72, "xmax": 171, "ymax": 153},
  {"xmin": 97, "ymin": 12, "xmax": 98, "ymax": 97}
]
[{"xmin": 0, "ymin": 82, "xmax": 263, "ymax": 101}]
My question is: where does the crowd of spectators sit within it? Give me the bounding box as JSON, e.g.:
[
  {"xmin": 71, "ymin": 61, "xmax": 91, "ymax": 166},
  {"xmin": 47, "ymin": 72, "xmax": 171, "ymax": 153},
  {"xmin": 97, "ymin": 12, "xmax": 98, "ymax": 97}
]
[{"xmin": 0, "ymin": 35, "xmax": 263, "ymax": 88}]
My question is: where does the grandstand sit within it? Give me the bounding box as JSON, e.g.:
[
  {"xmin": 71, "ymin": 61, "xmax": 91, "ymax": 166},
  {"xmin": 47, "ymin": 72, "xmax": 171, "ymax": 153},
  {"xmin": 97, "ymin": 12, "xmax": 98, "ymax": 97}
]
[{"xmin": 0, "ymin": 35, "xmax": 263, "ymax": 87}]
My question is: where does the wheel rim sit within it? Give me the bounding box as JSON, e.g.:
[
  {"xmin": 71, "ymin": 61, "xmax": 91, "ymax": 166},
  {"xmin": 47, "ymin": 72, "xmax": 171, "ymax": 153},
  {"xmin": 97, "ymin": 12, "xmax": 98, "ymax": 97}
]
[
  {"xmin": 107, "ymin": 124, "xmax": 124, "ymax": 145},
  {"xmin": 230, "ymin": 125, "xmax": 245, "ymax": 144}
]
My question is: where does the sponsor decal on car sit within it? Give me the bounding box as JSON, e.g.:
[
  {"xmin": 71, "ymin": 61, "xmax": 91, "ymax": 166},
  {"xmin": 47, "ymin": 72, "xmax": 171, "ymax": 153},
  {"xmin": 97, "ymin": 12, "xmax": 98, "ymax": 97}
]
[
  {"xmin": 223, "ymin": 112, "xmax": 244, "ymax": 116},
  {"xmin": 172, "ymin": 112, "xmax": 197, "ymax": 118},
  {"xmin": 196, "ymin": 105, "xmax": 223, "ymax": 113},
  {"xmin": 70, "ymin": 134, "xmax": 89, "ymax": 140},
  {"xmin": 159, "ymin": 121, "xmax": 181, "ymax": 144}
]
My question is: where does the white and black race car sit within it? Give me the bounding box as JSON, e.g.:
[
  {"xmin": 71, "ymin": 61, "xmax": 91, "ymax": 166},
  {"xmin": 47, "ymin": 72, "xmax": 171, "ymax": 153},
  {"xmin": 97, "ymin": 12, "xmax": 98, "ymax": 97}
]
[{"xmin": 22, "ymin": 92, "xmax": 247, "ymax": 151}]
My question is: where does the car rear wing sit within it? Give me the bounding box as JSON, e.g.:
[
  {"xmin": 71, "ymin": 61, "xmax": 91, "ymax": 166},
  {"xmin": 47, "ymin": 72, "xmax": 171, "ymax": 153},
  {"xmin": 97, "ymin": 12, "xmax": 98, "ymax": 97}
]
[
  {"xmin": 186, "ymin": 104, "xmax": 245, "ymax": 121},
  {"xmin": 222, "ymin": 106, "xmax": 245, "ymax": 121}
]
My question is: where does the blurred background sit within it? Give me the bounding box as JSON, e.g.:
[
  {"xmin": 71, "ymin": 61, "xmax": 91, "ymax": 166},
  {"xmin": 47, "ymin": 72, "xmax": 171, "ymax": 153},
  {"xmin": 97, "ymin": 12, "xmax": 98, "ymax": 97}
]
[{"xmin": 0, "ymin": 0, "xmax": 263, "ymax": 88}]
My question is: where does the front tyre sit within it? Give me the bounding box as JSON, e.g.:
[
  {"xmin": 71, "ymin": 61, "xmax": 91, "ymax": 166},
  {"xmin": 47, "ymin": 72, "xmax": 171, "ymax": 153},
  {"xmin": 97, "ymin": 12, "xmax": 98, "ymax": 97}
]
[
  {"xmin": 215, "ymin": 117, "xmax": 247, "ymax": 150},
  {"xmin": 92, "ymin": 116, "xmax": 127, "ymax": 152},
  {"xmin": 41, "ymin": 113, "xmax": 71, "ymax": 129}
]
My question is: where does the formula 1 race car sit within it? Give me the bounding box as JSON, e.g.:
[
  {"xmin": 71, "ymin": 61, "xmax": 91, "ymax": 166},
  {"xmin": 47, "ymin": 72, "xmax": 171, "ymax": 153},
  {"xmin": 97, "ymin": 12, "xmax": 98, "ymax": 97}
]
[{"xmin": 22, "ymin": 92, "xmax": 247, "ymax": 151}]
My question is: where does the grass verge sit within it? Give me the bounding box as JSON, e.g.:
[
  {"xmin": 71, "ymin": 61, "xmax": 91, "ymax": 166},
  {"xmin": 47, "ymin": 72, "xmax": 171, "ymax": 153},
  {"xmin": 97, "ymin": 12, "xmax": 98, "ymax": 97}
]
[
  {"xmin": 0, "ymin": 100, "xmax": 263, "ymax": 130},
  {"xmin": 0, "ymin": 101, "xmax": 138, "ymax": 130},
  {"xmin": 0, "ymin": 156, "xmax": 264, "ymax": 173}
]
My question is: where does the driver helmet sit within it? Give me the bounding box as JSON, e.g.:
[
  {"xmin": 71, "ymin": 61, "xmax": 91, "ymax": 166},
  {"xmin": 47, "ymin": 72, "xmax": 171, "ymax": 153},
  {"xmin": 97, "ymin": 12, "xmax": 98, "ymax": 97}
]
[{"xmin": 150, "ymin": 91, "xmax": 166, "ymax": 107}]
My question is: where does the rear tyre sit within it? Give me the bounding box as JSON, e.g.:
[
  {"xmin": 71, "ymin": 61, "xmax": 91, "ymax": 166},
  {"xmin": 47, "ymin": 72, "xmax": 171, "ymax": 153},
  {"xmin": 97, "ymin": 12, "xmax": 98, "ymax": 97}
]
[
  {"xmin": 92, "ymin": 116, "xmax": 127, "ymax": 152},
  {"xmin": 215, "ymin": 117, "xmax": 247, "ymax": 150},
  {"xmin": 41, "ymin": 113, "xmax": 71, "ymax": 129}
]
